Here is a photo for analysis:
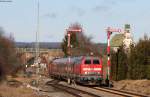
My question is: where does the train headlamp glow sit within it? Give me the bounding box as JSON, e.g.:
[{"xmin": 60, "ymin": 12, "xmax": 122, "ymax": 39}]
[
  {"xmin": 85, "ymin": 72, "xmax": 87, "ymax": 74},
  {"xmin": 94, "ymin": 68, "xmax": 101, "ymax": 71},
  {"xmin": 83, "ymin": 68, "xmax": 91, "ymax": 71}
]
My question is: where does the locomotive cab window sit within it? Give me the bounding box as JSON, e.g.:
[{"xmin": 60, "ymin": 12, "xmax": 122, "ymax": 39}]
[
  {"xmin": 93, "ymin": 59, "xmax": 100, "ymax": 64},
  {"xmin": 84, "ymin": 59, "xmax": 91, "ymax": 64}
]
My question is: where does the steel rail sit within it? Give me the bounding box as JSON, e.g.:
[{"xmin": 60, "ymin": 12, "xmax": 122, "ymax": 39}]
[
  {"xmin": 92, "ymin": 87, "xmax": 148, "ymax": 97},
  {"xmin": 46, "ymin": 80, "xmax": 101, "ymax": 97}
]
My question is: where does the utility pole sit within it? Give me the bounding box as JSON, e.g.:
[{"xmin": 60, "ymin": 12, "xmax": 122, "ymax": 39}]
[
  {"xmin": 35, "ymin": 0, "xmax": 40, "ymax": 64},
  {"xmin": 116, "ymin": 48, "xmax": 120, "ymax": 81}
]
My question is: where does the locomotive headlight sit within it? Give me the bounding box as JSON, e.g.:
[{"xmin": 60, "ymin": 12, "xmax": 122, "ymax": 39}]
[
  {"xmin": 85, "ymin": 72, "xmax": 87, "ymax": 74},
  {"xmin": 98, "ymin": 77, "xmax": 101, "ymax": 80}
]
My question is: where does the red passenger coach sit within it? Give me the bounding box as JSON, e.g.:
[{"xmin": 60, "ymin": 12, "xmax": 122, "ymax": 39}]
[{"xmin": 48, "ymin": 56, "xmax": 103, "ymax": 85}]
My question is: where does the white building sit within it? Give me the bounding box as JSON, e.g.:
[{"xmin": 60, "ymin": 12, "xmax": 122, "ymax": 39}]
[{"xmin": 123, "ymin": 24, "xmax": 134, "ymax": 52}]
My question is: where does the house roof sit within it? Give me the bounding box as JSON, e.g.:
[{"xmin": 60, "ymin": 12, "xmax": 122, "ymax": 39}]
[{"xmin": 110, "ymin": 34, "xmax": 124, "ymax": 47}]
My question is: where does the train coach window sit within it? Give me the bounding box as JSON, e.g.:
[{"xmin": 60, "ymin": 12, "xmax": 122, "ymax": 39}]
[
  {"xmin": 84, "ymin": 59, "xmax": 91, "ymax": 64},
  {"xmin": 75, "ymin": 59, "xmax": 81, "ymax": 65},
  {"xmin": 93, "ymin": 59, "xmax": 100, "ymax": 64}
]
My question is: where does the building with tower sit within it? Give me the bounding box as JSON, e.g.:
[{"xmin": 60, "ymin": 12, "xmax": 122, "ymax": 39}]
[
  {"xmin": 123, "ymin": 24, "xmax": 134, "ymax": 53},
  {"xmin": 110, "ymin": 24, "xmax": 134, "ymax": 53}
]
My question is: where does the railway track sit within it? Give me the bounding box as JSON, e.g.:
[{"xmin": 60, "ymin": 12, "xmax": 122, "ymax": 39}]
[
  {"xmin": 43, "ymin": 79, "xmax": 148, "ymax": 97},
  {"xmin": 92, "ymin": 87, "xmax": 148, "ymax": 97},
  {"xmin": 46, "ymin": 80, "xmax": 101, "ymax": 97}
]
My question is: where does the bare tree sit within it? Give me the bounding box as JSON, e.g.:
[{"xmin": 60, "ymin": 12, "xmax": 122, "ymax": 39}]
[
  {"xmin": 61, "ymin": 23, "xmax": 102, "ymax": 57},
  {"xmin": 0, "ymin": 27, "xmax": 20, "ymax": 80}
]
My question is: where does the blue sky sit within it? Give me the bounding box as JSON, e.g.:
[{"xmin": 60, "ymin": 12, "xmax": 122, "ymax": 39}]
[{"xmin": 0, "ymin": 0, "xmax": 149, "ymax": 43}]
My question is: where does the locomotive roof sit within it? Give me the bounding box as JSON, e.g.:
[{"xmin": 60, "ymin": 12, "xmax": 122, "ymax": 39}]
[
  {"xmin": 52, "ymin": 56, "xmax": 100, "ymax": 64},
  {"xmin": 53, "ymin": 56, "xmax": 83, "ymax": 64}
]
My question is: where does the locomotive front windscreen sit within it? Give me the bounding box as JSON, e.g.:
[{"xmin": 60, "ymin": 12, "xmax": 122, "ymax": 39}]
[
  {"xmin": 84, "ymin": 59, "xmax": 100, "ymax": 65},
  {"xmin": 93, "ymin": 59, "xmax": 100, "ymax": 64},
  {"xmin": 84, "ymin": 59, "xmax": 91, "ymax": 64}
]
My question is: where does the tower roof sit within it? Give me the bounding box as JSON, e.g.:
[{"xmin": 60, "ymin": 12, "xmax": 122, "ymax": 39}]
[{"xmin": 110, "ymin": 34, "xmax": 124, "ymax": 47}]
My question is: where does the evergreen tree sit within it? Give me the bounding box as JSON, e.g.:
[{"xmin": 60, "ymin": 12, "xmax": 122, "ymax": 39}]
[
  {"xmin": 111, "ymin": 34, "xmax": 150, "ymax": 80},
  {"xmin": 128, "ymin": 35, "xmax": 150, "ymax": 79},
  {"xmin": 61, "ymin": 32, "xmax": 79, "ymax": 56},
  {"xmin": 111, "ymin": 46, "xmax": 127, "ymax": 81}
]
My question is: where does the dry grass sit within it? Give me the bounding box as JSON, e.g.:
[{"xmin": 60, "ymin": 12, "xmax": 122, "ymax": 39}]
[
  {"xmin": 114, "ymin": 79, "xmax": 150, "ymax": 95},
  {"xmin": 0, "ymin": 84, "xmax": 37, "ymax": 97},
  {"xmin": 0, "ymin": 75, "xmax": 47, "ymax": 97},
  {"xmin": 7, "ymin": 75, "xmax": 39, "ymax": 83}
]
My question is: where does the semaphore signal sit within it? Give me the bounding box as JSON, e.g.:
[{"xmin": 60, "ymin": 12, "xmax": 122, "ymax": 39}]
[{"xmin": 106, "ymin": 27, "xmax": 121, "ymax": 86}]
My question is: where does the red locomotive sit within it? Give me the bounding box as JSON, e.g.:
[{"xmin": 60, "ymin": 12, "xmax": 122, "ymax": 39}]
[{"xmin": 48, "ymin": 56, "xmax": 103, "ymax": 85}]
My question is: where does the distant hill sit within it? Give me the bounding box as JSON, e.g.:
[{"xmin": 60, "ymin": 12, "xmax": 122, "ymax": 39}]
[
  {"xmin": 15, "ymin": 42, "xmax": 62, "ymax": 49},
  {"xmin": 15, "ymin": 42, "xmax": 107, "ymax": 51}
]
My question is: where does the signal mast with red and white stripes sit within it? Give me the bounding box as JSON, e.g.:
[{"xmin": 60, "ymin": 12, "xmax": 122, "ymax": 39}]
[{"xmin": 106, "ymin": 27, "xmax": 121, "ymax": 85}]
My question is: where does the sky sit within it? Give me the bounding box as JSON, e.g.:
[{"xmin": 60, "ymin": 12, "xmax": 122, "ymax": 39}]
[{"xmin": 0, "ymin": 0, "xmax": 150, "ymax": 43}]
